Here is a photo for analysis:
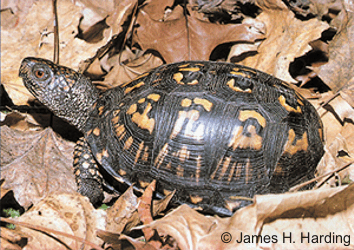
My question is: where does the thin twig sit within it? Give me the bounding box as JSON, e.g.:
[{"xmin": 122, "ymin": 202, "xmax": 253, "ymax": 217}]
[{"xmin": 52, "ymin": 0, "xmax": 59, "ymax": 64}]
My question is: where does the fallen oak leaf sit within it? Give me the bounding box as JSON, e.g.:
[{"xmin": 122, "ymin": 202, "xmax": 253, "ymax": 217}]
[
  {"xmin": 1, "ymin": 193, "xmax": 106, "ymax": 250},
  {"xmin": 133, "ymin": 5, "xmax": 265, "ymax": 63},
  {"xmin": 0, "ymin": 125, "xmax": 76, "ymax": 209}
]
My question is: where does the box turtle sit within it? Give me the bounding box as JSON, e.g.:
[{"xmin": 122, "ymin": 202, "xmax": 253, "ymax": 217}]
[{"xmin": 19, "ymin": 58, "xmax": 324, "ymax": 216}]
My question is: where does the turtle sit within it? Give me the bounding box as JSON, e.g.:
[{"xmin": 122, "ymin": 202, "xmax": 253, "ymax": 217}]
[{"xmin": 19, "ymin": 57, "xmax": 324, "ymax": 216}]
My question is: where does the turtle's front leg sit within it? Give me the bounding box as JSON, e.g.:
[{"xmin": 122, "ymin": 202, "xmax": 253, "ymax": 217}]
[{"xmin": 73, "ymin": 137, "xmax": 104, "ymax": 204}]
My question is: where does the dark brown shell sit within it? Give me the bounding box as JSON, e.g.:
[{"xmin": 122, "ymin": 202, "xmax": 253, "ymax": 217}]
[{"xmin": 85, "ymin": 61, "xmax": 324, "ymax": 216}]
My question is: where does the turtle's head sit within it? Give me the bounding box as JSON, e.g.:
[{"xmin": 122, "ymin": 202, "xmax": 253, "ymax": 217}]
[{"xmin": 19, "ymin": 57, "xmax": 99, "ymax": 131}]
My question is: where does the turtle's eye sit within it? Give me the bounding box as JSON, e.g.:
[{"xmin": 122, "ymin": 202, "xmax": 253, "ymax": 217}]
[
  {"xmin": 32, "ymin": 64, "xmax": 51, "ymax": 81},
  {"xmin": 34, "ymin": 70, "xmax": 45, "ymax": 79}
]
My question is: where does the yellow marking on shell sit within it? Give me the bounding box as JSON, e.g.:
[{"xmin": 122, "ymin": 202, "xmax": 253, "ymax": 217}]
[
  {"xmin": 178, "ymin": 67, "xmax": 200, "ymax": 72},
  {"xmin": 210, "ymin": 158, "xmax": 223, "ymax": 180},
  {"xmin": 139, "ymin": 179, "xmax": 151, "ymax": 188},
  {"xmin": 123, "ymin": 136, "xmax": 134, "ymax": 150},
  {"xmin": 196, "ymin": 155, "xmax": 202, "ymax": 183},
  {"xmin": 138, "ymin": 98, "xmax": 146, "ymax": 104},
  {"xmin": 131, "ymin": 103, "xmax": 155, "ymax": 133},
  {"xmin": 190, "ymin": 195, "xmax": 203, "ymax": 204},
  {"xmin": 98, "ymin": 106, "xmax": 105, "ymax": 115},
  {"xmin": 187, "ymin": 79, "xmax": 198, "ymax": 85},
  {"xmin": 239, "ymin": 110, "xmax": 266, "ymax": 127},
  {"xmin": 176, "ymin": 145, "xmax": 189, "ymax": 163},
  {"xmin": 194, "ymin": 98, "xmax": 213, "ymax": 112},
  {"xmin": 227, "ymin": 79, "xmax": 252, "ymax": 93},
  {"xmin": 235, "ymin": 162, "xmax": 243, "ymax": 179},
  {"xmin": 75, "ymin": 169, "xmax": 80, "ymax": 176},
  {"xmin": 147, "ymin": 93, "xmax": 161, "ymax": 102},
  {"xmin": 82, "ymin": 162, "xmax": 90, "ymax": 169},
  {"xmin": 245, "ymin": 159, "xmax": 251, "ymax": 184},
  {"xmin": 127, "ymin": 103, "xmax": 137, "ymax": 115},
  {"xmin": 283, "ymin": 130, "xmax": 309, "ymax": 155},
  {"xmin": 83, "ymin": 154, "xmax": 90, "ymax": 159},
  {"xmin": 181, "ymin": 98, "xmax": 192, "ymax": 107},
  {"xmin": 173, "ymin": 72, "xmax": 184, "ymax": 84},
  {"xmin": 135, "ymin": 141, "xmax": 145, "ymax": 163},
  {"xmin": 228, "ymin": 162, "xmax": 237, "ymax": 182},
  {"xmin": 229, "ymin": 125, "xmax": 263, "ymax": 150},
  {"xmin": 124, "ymin": 81, "xmax": 145, "ymax": 94},
  {"xmin": 170, "ymin": 110, "xmax": 200, "ymax": 139},
  {"xmin": 142, "ymin": 146, "xmax": 149, "ymax": 162},
  {"xmin": 73, "ymin": 158, "xmax": 79, "ymax": 165},
  {"xmin": 112, "ymin": 116, "xmax": 119, "ymax": 124},
  {"xmin": 93, "ymin": 127, "xmax": 100, "ymax": 136},
  {"xmin": 115, "ymin": 124, "xmax": 125, "ymax": 138},
  {"xmin": 118, "ymin": 169, "xmax": 127, "ymax": 176},
  {"xmin": 230, "ymin": 71, "xmax": 251, "ymax": 78},
  {"xmin": 121, "ymin": 73, "xmax": 149, "ymax": 87},
  {"xmin": 176, "ymin": 165, "xmax": 184, "ymax": 177},
  {"xmin": 218, "ymin": 156, "xmax": 231, "ymax": 180},
  {"xmin": 278, "ymin": 95, "xmax": 302, "ymax": 113},
  {"xmin": 163, "ymin": 189, "xmax": 173, "ymax": 196},
  {"xmin": 233, "ymin": 67, "xmax": 257, "ymax": 74},
  {"xmin": 155, "ymin": 143, "xmax": 169, "ymax": 168}
]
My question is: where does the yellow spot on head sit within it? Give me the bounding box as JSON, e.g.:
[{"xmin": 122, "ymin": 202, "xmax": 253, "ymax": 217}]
[
  {"xmin": 278, "ymin": 95, "xmax": 302, "ymax": 113},
  {"xmin": 238, "ymin": 110, "xmax": 266, "ymax": 127},
  {"xmin": 193, "ymin": 98, "xmax": 213, "ymax": 112}
]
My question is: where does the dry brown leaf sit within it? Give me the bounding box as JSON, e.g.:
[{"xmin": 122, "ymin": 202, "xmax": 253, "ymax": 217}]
[
  {"xmin": 1, "ymin": 0, "xmax": 110, "ymax": 105},
  {"xmin": 145, "ymin": 185, "xmax": 354, "ymax": 250},
  {"xmin": 132, "ymin": 5, "xmax": 265, "ymax": 63},
  {"xmin": 239, "ymin": 0, "xmax": 329, "ymax": 82},
  {"xmin": 14, "ymin": 193, "xmax": 106, "ymax": 250},
  {"xmin": 103, "ymin": 52, "xmax": 163, "ymax": 88},
  {"xmin": 106, "ymin": 186, "xmax": 140, "ymax": 234},
  {"xmin": 1, "ymin": 125, "xmax": 76, "ymax": 209},
  {"xmin": 315, "ymin": 2, "xmax": 354, "ymax": 92}
]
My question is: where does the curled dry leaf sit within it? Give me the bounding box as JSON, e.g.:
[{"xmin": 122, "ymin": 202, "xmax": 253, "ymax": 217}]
[
  {"xmin": 145, "ymin": 185, "xmax": 354, "ymax": 250},
  {"xmin": 132, "ymin": 5, "xmax": 265, "ymax": 63},
  {"xmin": 239, "ymin": 0, "xmax": 329, "ymax": 82},
  {"xmin": 106, "ymin": 186, "xmax": 140, "ymax": 234},
  {"xmin": 315, "ymin": 4, "xmax": 354, "ymax": 92},
  {"xmin": 1, "ymin": 125, "xmax": 76, "ymax": 209},
  {"xmin": 15, "ymin": 193, "xmax": 106, "ymax": 250}
]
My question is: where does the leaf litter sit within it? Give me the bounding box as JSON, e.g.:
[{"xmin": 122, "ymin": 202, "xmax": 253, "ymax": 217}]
[{"xmin": 1, "ymin": 0, "xmax": 354, "ymax": 249}]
